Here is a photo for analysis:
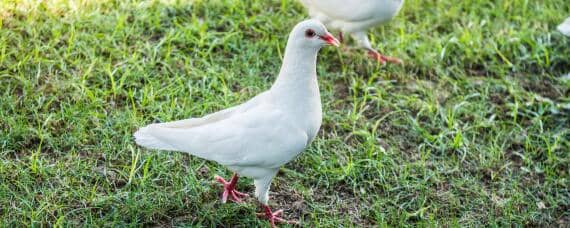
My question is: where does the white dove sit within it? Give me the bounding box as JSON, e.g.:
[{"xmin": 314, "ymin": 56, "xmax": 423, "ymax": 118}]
[
  {"xmin": 299, "ymin": 0, "xmax": 404, "ymax": 64},
  {"xmin": 134, "ymin": 19, "xmax": 339, "ymax": 227},
  {"xmin": 559, "ymin": 17, "xmax": 570, "ymax": 36}
]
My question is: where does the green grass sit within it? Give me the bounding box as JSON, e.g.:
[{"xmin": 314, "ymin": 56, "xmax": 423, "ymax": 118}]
[{"xmin": 1, "ymin": 0, "xmax": 569, "ymax": 226}]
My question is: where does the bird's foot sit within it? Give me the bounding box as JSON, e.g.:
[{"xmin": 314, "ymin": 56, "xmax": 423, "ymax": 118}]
[
  {"xmin": 256, "ymin": 205, "xmax": 297, "ymax": 228},
  {"xmin": 367, "ymin": 49, "xmax": 403, "ymax": 65},
  {"xmin": 215, "ymin": 174, "xmax": 248, "ymax": 203}
]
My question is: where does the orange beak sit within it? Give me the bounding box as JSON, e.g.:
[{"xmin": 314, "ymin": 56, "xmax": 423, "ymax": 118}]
[{"xmin": 319, "ymin": 32, "xmax": 340, "ymax": 47}]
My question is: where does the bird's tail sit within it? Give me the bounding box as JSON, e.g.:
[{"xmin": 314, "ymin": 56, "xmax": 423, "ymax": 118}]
[
  {"xmin": 133, "ymin": 124, "xmax": 178, "ymax": 151},
  {"xmin": 559, "ymin": 17, "xmax": 570, "ymax": 36}
]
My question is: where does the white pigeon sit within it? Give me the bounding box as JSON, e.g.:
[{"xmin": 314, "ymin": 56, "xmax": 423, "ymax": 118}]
[
  {"xmin": 299, "ymin": 0, "xmax": 404, "ymax": 64},
  {"xmin": 559, "ymin": 17, "xmax": 570, "ymax": 36},
  {"xmin": 134, "ymin": 19, "xmax": 339, "ymax": 227}
]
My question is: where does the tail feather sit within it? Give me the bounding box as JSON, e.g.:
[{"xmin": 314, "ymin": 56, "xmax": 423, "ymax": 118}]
[
  {"xmin": 134, "ymin": 125, "xmax": 178, "ymax": 151},
  {"xmin": 559, "ymin": 17, "xmax": 570, "ymax": 36}
]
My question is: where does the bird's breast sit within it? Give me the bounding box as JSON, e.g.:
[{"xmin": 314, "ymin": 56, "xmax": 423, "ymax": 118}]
[{"xmin": 308, "ymin": 104, "xmax": 322, "ymax": 142}]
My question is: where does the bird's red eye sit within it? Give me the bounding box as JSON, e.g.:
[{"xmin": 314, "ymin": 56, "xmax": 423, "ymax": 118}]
[{"xmin": 305, "ymin": 29, "xmax": 316, "ymax": 38}]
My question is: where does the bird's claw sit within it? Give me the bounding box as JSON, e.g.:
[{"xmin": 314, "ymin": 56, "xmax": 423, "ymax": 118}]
[
  {"xmin": 215, "ymin": 174, "xmax": 248, "ymax": 203},
  {"xmin": 258, "ymin": 205, "xmax": 298, "ymax": 228},
  {"xmin": 367, "ymin": 50, "xmax": 403, "ymax": 65}
]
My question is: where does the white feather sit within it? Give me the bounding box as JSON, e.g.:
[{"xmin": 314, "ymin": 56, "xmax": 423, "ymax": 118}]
[{"xmin": 300, "ymin": 0, "xmax": 404, "ymax": 32}]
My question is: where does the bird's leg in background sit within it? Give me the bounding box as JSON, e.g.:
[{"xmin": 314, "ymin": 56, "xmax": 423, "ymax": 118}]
[
  {"xmin": 215, "ymin": 173, "xmax": 248, "ymax": 203},
  {"xmin": 367, "ymin": 49, "xmax": 403, "ymax": 65},
  {"xmin": 351, "ymin": 31, "xmax": 402, "ymax": 65},
  {"xmin": 339, "ymin": 31, "xmax": 344, "ymax": 43}
]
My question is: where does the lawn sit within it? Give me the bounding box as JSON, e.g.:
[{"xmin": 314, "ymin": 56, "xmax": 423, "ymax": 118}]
[{"xmin": 1, "ymin": 0, "xmax": 569, "ymax": 226}]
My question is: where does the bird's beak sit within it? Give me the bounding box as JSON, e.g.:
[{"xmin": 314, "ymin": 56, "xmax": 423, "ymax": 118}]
[{"xmin": 319, "ymin": 32, "xmax": 340, "ymax": 47}]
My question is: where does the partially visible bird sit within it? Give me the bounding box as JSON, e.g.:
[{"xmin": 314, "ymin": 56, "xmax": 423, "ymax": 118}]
[
  {"xmin": 134, "ymin": 19, "xmax": 339, "ymax": 227},
  {"xmin": 558, "ymin": 17, "xmax": 570, "ymax": 36},
  {"xmin": 558, "ymin": 17, "xmax": 570, "ymax": 80},
  {"xmin": 299, "ymin": 0, "xmax": 405, "ymax": 64}
]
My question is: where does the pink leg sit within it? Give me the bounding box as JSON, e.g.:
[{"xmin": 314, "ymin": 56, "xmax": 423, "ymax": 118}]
[
  {"xmin": 214, "ymin": 173, "xmax": 248, "ymax": 203},
  {"xmin": 257, "ymin": 204, "xmax": 297, "ymax": 228},
  {"xmin": 367, "ymin": 49, "xmax": 403, "ymax": 65}
]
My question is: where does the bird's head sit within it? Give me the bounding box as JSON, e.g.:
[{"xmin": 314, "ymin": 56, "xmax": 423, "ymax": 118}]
[{"xmin": 288, "ymin": 19, "xmax": 340, "ymax": 49}]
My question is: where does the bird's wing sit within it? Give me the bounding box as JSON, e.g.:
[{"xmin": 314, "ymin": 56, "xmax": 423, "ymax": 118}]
[
  {"xmin": 558, "ymin": 17, "xmax": 570, "ymax": 36},
  {"xmin": 135, "ymin": 103, "xmax": 308, "ymax": 168},
  {"xmin": 300, "ymin": 0, "xmax": 388, "ymax": 22},
  {"xmin": 153, "ymin": 91, "xmax": 269, "ymax": 129}
]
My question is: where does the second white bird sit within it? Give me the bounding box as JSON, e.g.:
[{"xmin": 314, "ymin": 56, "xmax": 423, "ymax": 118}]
[{"xmin": 299, "ymin": 0, "xmax": 405, "ymax": 64}]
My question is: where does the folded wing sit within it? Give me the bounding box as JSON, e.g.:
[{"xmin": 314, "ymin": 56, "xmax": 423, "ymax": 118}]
[{"xmin": 134, "ymin": 103, "xmax": 308, "ymax": 168}]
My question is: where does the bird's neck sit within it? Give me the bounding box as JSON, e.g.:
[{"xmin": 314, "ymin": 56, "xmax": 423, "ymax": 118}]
[
  {"xmin": 269, "ymin": 41, "xmax": 323, "ymax": 137},
  {"xmin": 270, "ymin": 44, "xmax": 320, "ymax": 100}
]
